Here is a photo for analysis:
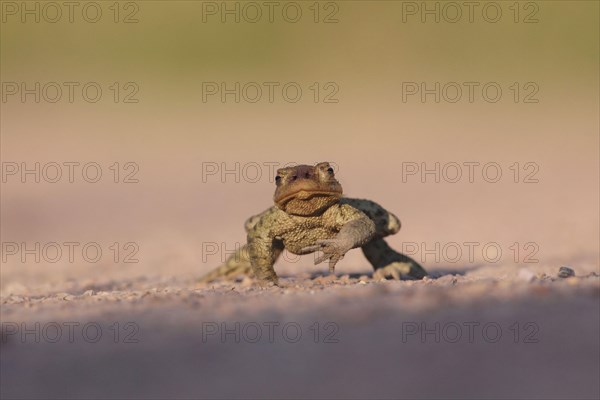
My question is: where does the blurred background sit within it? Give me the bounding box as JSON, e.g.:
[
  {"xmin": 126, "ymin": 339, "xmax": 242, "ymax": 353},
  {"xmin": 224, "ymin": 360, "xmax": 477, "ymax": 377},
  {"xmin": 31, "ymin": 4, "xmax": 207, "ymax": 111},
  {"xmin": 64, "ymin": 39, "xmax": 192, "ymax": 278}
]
[
  {"xmin": 1, "ymin": 2, "xmax": 599, "ymax": 399},
  {"xmin": 1, "ymin": 0, "xmax": 598, "ymax": 291}
]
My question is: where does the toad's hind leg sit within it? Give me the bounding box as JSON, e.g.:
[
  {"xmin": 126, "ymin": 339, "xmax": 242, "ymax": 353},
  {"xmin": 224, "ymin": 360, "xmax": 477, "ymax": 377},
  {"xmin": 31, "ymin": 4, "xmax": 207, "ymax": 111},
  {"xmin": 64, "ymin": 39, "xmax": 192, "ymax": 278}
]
[
  {"xmin": 198, "ymin": 207, "xmax": 281, "ymax": 284},
  {"xmin": 362, "ymin": 238, "xmax": 427, "ymax": 280},
  {"xmin": 197, "ymin": 244, "xmax": 255, "ymax": 283},
  {"xmin": 198, "ymin": 243, "xmax": 285, "ymax": 284}
]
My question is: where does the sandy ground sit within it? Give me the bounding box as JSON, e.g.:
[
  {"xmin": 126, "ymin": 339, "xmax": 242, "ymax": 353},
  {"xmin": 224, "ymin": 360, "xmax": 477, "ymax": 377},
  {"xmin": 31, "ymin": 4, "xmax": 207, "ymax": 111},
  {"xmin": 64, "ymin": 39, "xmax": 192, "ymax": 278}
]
[{"xmin": 1, "ymin": 261, "xmax": 599, "ymax": 399}]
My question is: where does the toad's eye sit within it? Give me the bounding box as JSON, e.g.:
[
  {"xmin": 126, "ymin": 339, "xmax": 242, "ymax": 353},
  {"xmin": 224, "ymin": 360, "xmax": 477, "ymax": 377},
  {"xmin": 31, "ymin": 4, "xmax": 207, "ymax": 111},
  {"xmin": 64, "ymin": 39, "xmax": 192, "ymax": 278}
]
[
  {"xmin": 275, "ymin": 175, "xmax": 282, "ymax": 185},
  {"xmin": 327, "ymin": 167, "xmax": 334, "ymax": 175}
]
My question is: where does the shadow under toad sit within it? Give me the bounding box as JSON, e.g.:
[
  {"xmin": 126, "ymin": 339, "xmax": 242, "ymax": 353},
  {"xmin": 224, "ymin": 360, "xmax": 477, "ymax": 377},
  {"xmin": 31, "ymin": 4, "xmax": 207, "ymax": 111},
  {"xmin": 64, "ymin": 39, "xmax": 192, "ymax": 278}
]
[{"xmin": 302, "ymin": 264, "xmax": 485, "ymax": 281}]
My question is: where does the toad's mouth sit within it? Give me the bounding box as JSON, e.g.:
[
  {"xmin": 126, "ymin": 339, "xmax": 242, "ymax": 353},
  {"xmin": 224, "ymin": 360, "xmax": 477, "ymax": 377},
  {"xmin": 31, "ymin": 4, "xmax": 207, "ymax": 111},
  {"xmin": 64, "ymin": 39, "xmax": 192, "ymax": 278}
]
[{"xmin": 276, "ymin": 189, "xmax": 342, "ymax": 205}]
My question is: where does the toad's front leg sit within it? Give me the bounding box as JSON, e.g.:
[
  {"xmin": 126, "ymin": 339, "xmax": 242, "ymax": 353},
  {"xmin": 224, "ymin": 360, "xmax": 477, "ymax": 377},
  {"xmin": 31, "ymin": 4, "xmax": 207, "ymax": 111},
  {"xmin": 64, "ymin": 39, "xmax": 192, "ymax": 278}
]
[
  {"xmin": 247, "ymin": 233, "xmax": 284, "ymax": 286},
  {"xmin": 302, "ymin": 218, "xmax": 376, "ymax": 274}
]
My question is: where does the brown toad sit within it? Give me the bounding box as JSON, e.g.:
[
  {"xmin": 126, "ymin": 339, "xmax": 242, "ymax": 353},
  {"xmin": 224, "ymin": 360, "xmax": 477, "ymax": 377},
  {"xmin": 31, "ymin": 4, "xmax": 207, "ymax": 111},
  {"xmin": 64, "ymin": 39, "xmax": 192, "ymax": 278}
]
[{"xmin": 199, "ymin": 162, "xmax": 427, "ymax": 285}]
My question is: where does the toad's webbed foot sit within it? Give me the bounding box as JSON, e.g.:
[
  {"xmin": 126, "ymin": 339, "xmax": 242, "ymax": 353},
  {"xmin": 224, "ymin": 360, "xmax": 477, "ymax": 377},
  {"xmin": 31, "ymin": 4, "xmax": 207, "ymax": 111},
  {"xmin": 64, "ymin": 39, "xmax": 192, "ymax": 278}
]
[
  {"xmin": 302, "ymin": 236, "xmax": 354, "ymax": 274},
  {"xmin": 362, "ymin": 238, "xmax": 427, "ymax": 280},
  {"xmin": 301, "ymin": 218, "xmax": 375, "ymax": 274},
  {"xmin": 372, "ymin": 261, "xmax": 426, "ymax": 280}
]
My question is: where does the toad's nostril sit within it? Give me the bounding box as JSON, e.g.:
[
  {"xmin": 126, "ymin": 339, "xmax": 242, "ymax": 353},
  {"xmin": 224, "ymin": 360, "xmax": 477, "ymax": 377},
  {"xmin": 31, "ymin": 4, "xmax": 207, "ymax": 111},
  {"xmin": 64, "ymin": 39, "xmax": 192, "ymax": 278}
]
[
  {"xmin": 304, "ymin": 172, "xmax": 310, "ymax": 178},
  {"xmin": 291, "ymin": 175, "xmax": 298, "ymax": 181}
]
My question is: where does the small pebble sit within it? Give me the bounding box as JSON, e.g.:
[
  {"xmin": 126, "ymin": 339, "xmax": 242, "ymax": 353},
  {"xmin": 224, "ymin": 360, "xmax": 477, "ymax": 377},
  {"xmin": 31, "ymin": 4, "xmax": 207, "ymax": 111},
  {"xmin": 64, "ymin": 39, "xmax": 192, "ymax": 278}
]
[
  {"xmin": 558, "ymin": 266, "xmax": 575, "ymax": 278},
  {"xmin": 435, "ymin": 275, "xmax": 458, "ymax": 286},
  {"xmin": 10, "ymin": 296, "xmax": 25, "ymax": 303},
  {"xmin": 40, "ymin": 298, "xmax": 55, "ymax": 304},
  {"xmin": 314, "ymin": 275, "xmax": 336, "ymax": 284}
]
